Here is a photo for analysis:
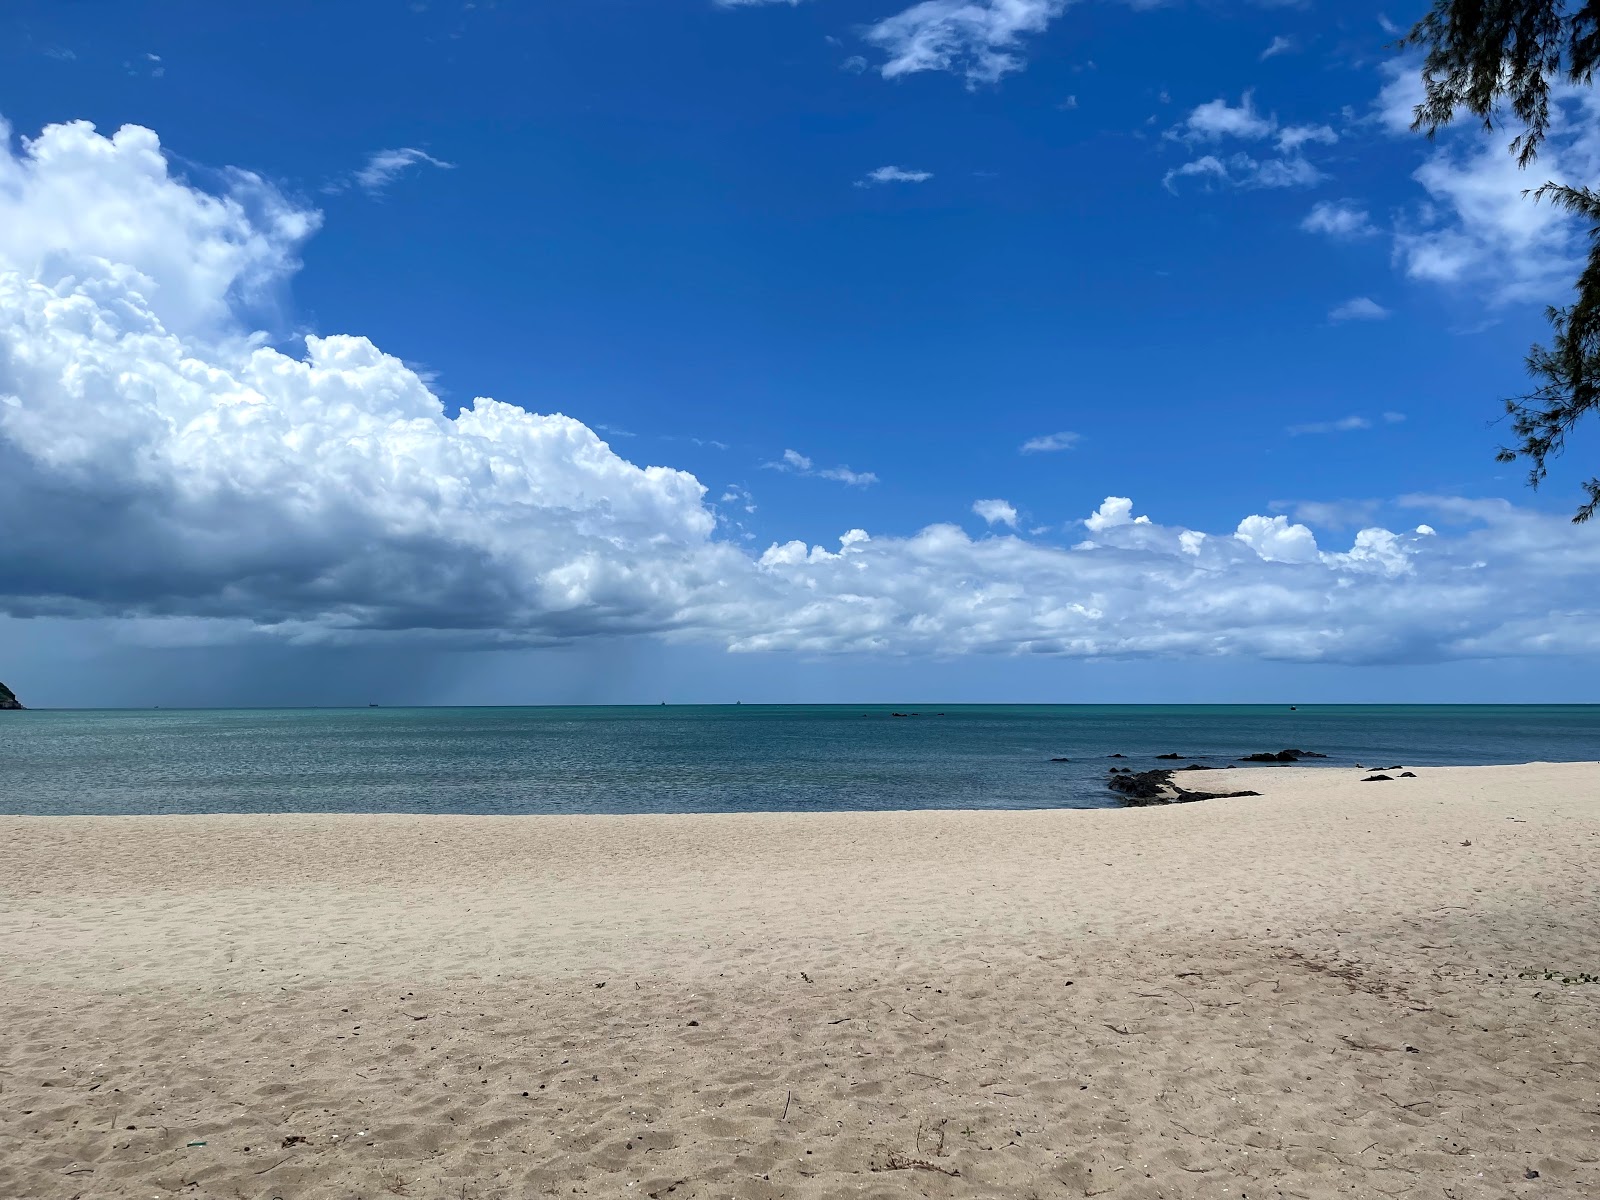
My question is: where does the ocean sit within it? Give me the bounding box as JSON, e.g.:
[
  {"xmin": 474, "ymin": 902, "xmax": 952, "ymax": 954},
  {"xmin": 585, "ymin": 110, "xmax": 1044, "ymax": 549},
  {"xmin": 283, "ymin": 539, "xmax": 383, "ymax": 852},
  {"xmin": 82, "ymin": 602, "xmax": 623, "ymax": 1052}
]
[{"xmin": 2, "ymin": 704, "xmax": 1596, "ymax": 816}]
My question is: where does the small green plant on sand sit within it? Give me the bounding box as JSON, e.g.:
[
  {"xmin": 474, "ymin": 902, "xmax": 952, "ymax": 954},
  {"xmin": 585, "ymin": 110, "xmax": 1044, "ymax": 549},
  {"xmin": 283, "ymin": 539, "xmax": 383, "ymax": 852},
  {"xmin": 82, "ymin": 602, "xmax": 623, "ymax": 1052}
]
[{"xmin": 1518, "ymin": 969, "xmax": 1600, "ymax": 986}]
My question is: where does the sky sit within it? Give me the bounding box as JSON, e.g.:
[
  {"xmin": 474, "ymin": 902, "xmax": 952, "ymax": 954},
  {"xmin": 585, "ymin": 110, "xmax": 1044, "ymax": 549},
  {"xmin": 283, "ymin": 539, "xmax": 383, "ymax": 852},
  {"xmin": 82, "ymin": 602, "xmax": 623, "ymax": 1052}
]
[{"xmin": 2, "ymin": 0, "xmax": 1600, "ymax": 706}]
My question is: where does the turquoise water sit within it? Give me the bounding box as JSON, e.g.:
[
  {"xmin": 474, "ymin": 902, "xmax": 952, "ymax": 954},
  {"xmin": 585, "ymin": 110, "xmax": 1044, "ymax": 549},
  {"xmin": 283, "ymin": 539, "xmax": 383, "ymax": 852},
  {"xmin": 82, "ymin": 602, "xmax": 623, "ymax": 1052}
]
[{"xmin": 2, "ymin": 704, "xmax": 1596, "ymax": 816}]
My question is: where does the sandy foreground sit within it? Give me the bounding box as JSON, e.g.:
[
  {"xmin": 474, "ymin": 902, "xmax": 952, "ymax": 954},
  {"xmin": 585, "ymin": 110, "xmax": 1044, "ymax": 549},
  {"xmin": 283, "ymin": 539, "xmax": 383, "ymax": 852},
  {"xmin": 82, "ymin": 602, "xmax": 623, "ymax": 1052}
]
[{"xmin": 2, "ymin": 764, "xmax": 1599, "ymax": 1200}]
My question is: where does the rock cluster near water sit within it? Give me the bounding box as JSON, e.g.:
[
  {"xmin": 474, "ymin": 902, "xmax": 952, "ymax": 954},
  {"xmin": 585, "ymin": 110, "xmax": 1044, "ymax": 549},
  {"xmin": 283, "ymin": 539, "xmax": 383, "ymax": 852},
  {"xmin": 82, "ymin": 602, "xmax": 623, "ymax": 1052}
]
[
  {"xmin": 1237, "ymin": 748, "xmax": 1328, "ymax": 763},
  {"xmin": 0, "ymin": 681, "xmax": 22, "ymax": 710},
  {"xmin": 1105, "ymin": 767, "xmax": 1261, "ymax": 807},
  {"xmin": 1098, "ymin": 746, "xmax": 1339, "ymax": 806}
]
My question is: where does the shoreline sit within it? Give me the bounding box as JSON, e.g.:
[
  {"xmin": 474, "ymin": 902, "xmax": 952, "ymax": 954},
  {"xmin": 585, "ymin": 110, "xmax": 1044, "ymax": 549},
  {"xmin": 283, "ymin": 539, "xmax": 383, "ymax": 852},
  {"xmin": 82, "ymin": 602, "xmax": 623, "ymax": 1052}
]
[
  {"xmin": 4, "ymin": 762, "xmax": 1598, "ymax": 1197},
  {"xmin": 2, "ymin": 758, "xmax": 1595, "ymax": 820}
]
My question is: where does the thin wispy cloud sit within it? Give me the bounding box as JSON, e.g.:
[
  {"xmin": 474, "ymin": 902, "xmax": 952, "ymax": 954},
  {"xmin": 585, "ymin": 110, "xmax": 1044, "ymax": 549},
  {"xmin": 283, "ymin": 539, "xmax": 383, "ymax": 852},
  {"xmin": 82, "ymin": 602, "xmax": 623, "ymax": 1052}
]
[
  {"xmin": 1329, "ymin": 296, "xmax": 1391, "ymax": 322},
  {"xmin": 1287, "ymin": 415, "xmax": 1372, "ymax": 436},
  {"xmin": 1302, "ymin": 200, "xmax": 1377, "ymax": 239},
  {"xmin": 817, "ymin": 465, "xmax": 880, "ymax": 486},
  {"xmin": 124, "ymin": 52, "xmax": 164, "ymax": 78},
  {"xmin": 1164, "ymin": 92, "xmax": 1334, "ymax": 193},
  {"xmin": 719, "ymin": 484, "xmax": 757, "ymax": 514},
  {"xmin": 1020, "ymin": 431, "xmax": 1080, "ymax": 453},
  {"xmin": 1164, "ymin": 153, "xmax": 1322, "ymax": 193},
  {"xmin": 765, "ymin": 448, "xmax": 879, "ymax": 486},
  {"xmin": 1276, "ymin": 124, "xmax": 1337, "ymax": 153},
  {"xmin": 1260, "ymin": 35, "xmax": 1294, "ymax": 60},
  {"xmin": 351, "ymin": 147, "xmax": 454, "ymax": 194},
  {"xmin": 1272, "ymin": 499, "xmax": 1385, "ymax": 529},
  {"xmin": 1372, "ymin": 61, "xmax": 1600, "ymax": 308},
  {"xmin": 856, "ymin": 165, "xmax": 933, "ymax": 187},
  {"xmin": 863, "ymin": 0, "xmax": 1069, "ymax": 88}
]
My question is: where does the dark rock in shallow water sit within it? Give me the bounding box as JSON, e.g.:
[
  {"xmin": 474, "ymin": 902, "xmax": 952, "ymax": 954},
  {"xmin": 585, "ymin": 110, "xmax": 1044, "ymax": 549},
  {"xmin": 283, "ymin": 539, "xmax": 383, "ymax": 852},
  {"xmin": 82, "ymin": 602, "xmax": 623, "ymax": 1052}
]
[
  {"xmin": 1237, "ymin": 748, "xmax": 1328, "ymax": 764},
  {"xmin": 1155, "ymin": 753, "xmax": 1184, "ymax": 760},
  {"xmin": 1178, "ymin": 763, "xmax": 1215, "ymax": 771},
  {"xmin": 1107, "ymin": 753, "xmax": 1126, "ymax": 758},
  {"xmin": 0, "ymin": 681, "xmax": 22, "ymax": 710},
  {"xmin": 1106, "ymin": 768, "xmax": 1175, "ymax": 804},
  {"xmin": 1049, "ymin": 757, "xmax": 1071, "ymax": 763}
]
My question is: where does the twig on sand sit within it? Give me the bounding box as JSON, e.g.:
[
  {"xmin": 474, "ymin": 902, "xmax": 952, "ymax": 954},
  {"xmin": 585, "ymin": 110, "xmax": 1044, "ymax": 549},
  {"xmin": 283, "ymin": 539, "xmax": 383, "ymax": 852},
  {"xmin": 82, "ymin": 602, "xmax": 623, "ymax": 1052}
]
[
  {"xmin": 1104, "ymin": 1023, "xmax": 1135, "ymax": 1036},
  {"xmin": 782, "ymin": 1090, "xmax": 791, "ymax": 1121},
  {"xmin": 1378, "ymin": 1093, "xmax": 1427, "ymax": 1110},
  {"xmin": 254, "ymin": 1156, "xmax": 294, "ymax": 1175},
  {"xmin": 1339, "ymin": 1035, "xmax": 1397, "ymax": 1053},
  {"xmin": 907, "ymin": 1070, "xmax": 949, "ymax": 1084},
  {"xmin": 875, "ymin": 1151, "xmax": 960, "ymax": 1177}
]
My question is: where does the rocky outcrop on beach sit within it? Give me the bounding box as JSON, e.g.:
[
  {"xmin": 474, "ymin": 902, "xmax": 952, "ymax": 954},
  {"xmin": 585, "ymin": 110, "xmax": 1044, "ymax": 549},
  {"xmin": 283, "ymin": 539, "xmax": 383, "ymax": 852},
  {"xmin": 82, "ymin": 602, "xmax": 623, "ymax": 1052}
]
[
  {"xmin": 0, "ymin": 681, "xmax": 22, "ymax": 710},
  {"xmin": 1106, "ymin": 767, "xmax": 1260, "ymax": 807}
]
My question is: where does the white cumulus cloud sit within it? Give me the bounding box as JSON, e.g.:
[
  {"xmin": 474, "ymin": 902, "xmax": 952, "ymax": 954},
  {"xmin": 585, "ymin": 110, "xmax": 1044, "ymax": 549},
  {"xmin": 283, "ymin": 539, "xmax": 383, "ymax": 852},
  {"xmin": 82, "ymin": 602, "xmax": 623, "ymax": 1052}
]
[
  {"xmin": 5, "ymin": 116, "xmax": 1600, "ymax": 667},
  {"xmin": 0, "ymin": 118, "xmax": 730, "ymax": 642},
  {"xmin": 973, "ymin": 498, "xmax": 1018, "ymax": 527},
  {"xmin": 1235, "ymin": 514, "xmax": 1320, "ymax": 564},
  {"xmin": 1182, "ymin": 93, "xmax": 1275, "ymax": 141},
  {"xmin": 1083, "ymin": 497, "xmax": 1150, "ymax": 533}
]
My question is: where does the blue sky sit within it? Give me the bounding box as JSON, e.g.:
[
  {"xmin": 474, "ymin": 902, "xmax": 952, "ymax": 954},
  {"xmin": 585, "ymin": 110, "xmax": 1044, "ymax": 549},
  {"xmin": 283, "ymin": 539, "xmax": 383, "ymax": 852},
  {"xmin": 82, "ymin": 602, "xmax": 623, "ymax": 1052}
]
[{"xmin": 2, "ymin": 0, "xmax": 1599, "ymax": 705}]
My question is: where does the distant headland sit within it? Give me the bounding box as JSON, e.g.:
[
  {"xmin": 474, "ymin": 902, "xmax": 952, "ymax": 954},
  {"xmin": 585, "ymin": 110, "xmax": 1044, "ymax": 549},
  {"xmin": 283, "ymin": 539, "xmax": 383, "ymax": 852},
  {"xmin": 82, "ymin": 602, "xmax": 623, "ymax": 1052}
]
[{"xmin": 0, "ymin": 681, "xmax": 24, "ymax": 710}]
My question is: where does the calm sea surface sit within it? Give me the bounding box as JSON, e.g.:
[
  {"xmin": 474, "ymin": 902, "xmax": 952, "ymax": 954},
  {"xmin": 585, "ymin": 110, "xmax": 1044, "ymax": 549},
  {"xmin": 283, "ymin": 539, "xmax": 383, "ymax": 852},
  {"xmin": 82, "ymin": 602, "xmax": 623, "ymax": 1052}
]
[{"xmin": 3, "ymin": 705, "xmax": 1597, "ymax": 816}]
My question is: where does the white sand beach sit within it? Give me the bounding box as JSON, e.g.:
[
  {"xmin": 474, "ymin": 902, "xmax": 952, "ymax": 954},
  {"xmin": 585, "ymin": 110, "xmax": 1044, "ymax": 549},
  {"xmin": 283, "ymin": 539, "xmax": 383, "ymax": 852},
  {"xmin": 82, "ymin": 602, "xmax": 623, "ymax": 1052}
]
[{"xmin": 3, "ymin": 762, "xmax": 1599, "ymax": 1198}]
